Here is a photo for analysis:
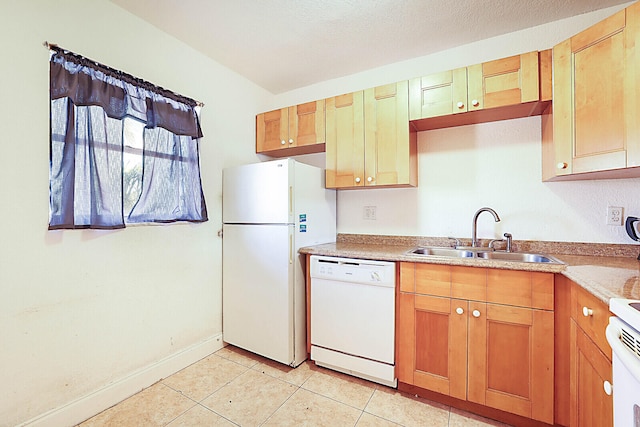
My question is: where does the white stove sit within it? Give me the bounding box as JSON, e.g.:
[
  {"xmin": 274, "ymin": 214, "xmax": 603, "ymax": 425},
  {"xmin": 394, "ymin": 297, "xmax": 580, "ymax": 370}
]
[{"xmin": 607, "ymin": 298, "xmax": 640, "ymax": 427}]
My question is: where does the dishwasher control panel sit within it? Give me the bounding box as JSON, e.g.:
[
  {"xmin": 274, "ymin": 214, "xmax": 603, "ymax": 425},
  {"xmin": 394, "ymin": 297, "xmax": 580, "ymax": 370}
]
[{"xmin": 310, "ymin": 255, "xmax": 395, "ymax": 287}]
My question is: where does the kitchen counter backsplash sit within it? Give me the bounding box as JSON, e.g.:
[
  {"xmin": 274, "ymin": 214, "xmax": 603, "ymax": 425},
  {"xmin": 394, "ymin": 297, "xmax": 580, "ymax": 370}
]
[{"xmin": 336, "ymin": 233, "xmax": 640, "ymax": 258}]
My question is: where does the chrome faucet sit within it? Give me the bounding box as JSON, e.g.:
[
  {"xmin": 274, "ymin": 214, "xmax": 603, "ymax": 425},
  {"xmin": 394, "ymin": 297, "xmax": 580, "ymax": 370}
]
[{"xmin": 471, "ymin": 207, "xmax": 501, "ymax": 247}]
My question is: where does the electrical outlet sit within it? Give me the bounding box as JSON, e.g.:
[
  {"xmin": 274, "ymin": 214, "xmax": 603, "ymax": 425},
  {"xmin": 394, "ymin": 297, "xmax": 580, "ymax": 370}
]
[
  {"xmin": 607, "ymin": 206, "xmax": 623, "ymax": 226},
  {"xmin": 363, "ymin": 206, "xmax": 377, "ymax": 220}
]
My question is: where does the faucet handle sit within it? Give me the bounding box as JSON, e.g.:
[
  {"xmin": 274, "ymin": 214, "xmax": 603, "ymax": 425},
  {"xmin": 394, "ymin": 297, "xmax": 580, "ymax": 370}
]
[{"xmin": 448, "ymin": 237, "xmax": 461, "ymax": 248}]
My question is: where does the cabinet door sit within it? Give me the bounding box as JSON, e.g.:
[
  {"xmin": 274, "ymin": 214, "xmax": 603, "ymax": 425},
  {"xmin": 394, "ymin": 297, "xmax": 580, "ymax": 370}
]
[
  {"xmin": 256, "ymin": 108, "xmax": 288, "ymax": 152},
  {"xmin": 397, "ymin": 293, "xmax": 467, "ymax": 400},
  {"xmin": 552, "ymin": 7, "xmax": 634, "ymax": 176},
  {"xmin": 364, "ymin": 81, "xmax": 412, "ymax": 186},
  {"xmin": 468, "ymin": 52, "xmax": 539, "ymax": 111},
  {"xmin": 570, "ymin": 321, "xmax": 613, "ymax": 427},
  {"xmin": 409, "ymin": 68, "xmax": 468, "ymax": 119},
  {"xmin": 325, "ymin": 92, "xmax": 365, "ymax": 188},
  {"xmin": 289, "ymin": 101, "xmax": 325, "ymax": 148},
  {"xmin": 468, "ymin": 302, "xmax": 554, "ymax": 424}
]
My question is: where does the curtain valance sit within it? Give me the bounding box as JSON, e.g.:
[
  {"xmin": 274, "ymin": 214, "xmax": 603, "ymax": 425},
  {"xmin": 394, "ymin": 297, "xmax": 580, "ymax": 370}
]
[{"xmin": 49, "ymin": 51, "xmax": 203, "ymax": 138}]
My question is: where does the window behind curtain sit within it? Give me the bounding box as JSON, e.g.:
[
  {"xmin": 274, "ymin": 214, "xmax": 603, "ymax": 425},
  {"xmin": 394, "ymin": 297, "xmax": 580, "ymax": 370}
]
[{"xmin": 48, "ymin": 49, "xmax": 208, "ymax": 230}]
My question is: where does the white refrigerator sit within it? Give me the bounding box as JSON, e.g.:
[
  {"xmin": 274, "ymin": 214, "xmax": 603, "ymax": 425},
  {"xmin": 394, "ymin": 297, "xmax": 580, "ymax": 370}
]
[{"xmin": 222, "ymin": 159, "xmax": 336, "ymax": 367}]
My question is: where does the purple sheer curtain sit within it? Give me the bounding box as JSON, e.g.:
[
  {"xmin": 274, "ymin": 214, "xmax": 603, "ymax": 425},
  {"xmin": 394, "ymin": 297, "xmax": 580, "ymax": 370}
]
[
  {"xmin": 49, "ymin": 100, "xmax": 125, "ymax": 228},
  {"xmin": 48, "ymin": 50, "xmax": 207, "ymax": 230},
  {"xmin": 128, "ymin": 126, "xmax": 207, "ymax": 223}
]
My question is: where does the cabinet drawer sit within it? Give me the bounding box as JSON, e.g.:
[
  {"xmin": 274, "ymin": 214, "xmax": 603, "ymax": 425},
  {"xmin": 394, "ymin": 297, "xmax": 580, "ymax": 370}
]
[
  {"xmin": 415, "ymin": 263, "xmax": 451, "ymax": 297},
  {"xmin": 571, "ymin": 283, "xmax": 611, "ymax": 358},
  {"xmin": 487, "ymin": 269, "xmax": 554, "ymax": 310}
]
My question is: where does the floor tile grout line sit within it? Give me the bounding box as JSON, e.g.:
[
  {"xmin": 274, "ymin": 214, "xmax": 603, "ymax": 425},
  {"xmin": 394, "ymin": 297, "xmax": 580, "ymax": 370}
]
[
  {"xmin": 258, "ymin": 382, "xmax": 303, "ymax": 426},
  {"xmin": 195, "ymin": 402, "xmax": 241, "ymax": 427},
  {"xmin": 297, "ymin": 381, "xmax": 374, "ymax": 412}
]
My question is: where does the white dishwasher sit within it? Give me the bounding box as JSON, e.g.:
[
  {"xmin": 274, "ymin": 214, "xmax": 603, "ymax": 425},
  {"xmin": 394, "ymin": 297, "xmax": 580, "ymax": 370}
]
[{"xmin": 310, "ymin": 255, "xmax": 396, "ymax": 387}]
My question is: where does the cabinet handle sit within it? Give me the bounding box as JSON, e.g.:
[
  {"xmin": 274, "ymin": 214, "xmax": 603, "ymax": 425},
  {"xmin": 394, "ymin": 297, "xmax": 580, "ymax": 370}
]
[
  {"xmin": 471, "ymin": 99, "xmax": 479, "ymax": 107},
  {"xmin": 289, "ymin": 138, "xmax": 294, "ymax": 144},
  {"xmin": 456, "ymin": 101, "xmax": 464, "ymax": 109},
  {"xmin": 557, "ymin": 162, "xmax": 568, "ymax": 170},
  {"xmin": 456, "ymin": 307, "xmax": 464, "ymax": 315},
  {"xmin": 582, "ymin": 306, "xmax": 594, "ymax": 317},
  {"xmin": 281, "ymin": 140, "xmax": 286, "ymax": 145},
  {"xmin": 603, "ymin": 380, "xmax": 612, "ymax": 396},
  {"xmin": 472, "ymin": 309, "xmax": 481, "ymax": 318},
  {"xmin": 367, "ymin": 176, "xmax": 373, "ymax": 183},
  {"xmin": 355, "ymin": 177, "xmax": 361, "ymax": 184}
]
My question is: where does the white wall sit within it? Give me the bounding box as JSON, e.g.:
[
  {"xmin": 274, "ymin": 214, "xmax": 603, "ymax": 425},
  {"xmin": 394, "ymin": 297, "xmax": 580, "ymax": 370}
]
[
  {"xmin": 277, "ymin": 2, "xmax": 640, "ymax": 244},
  {"xmin": 2, "ymin": 2, "xmax": 638, "ymax": 425},
  {"xmin": 0, "ymin": 1, "xmax": 270, "ymax": 426}
]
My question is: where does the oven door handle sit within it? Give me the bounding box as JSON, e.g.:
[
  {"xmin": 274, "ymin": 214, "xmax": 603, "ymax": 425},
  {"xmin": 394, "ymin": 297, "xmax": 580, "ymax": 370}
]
[{"xmin": 606, "ymin": 323, "xmax": 640, "ymax": 383}]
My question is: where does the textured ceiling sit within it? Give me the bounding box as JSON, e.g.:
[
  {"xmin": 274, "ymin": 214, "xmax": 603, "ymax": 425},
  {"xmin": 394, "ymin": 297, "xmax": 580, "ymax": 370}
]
[{"xmin": 110, "ymin": 0, "xmax": 629, "ymax": 94}]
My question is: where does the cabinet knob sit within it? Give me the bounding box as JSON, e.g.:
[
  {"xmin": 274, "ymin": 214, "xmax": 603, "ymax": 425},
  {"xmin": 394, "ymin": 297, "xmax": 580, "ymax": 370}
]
[
  {"xmin": 557, "ymin": 162, "xmax": 568, "ymax": 170},
  {"xmin": 471, "ymin": 99, "xmax": 479, "ymax": 107},
  {"xmin": 289, "ymin": 138, "xmax": 294, "ymax": 144},
  {"xmin": 281, "ymin": 140, "xmax": 286, "ymax": 145},
  {"xmin": 582, "ymin": 306, "xmax": 594, "ymax": 317},
  {"xmin": 367, "ymin": 176, "xmax": 373, "ymax": 183},
  {"xmin": 456, "ymin": 307, "xmax": 464, "ymax": 315},
  {"xmin": 472, "ymin": 309, "xmax": 481, "ymax": 318},
  {"xmin": 603, "ymin": 380, "xmax": 612, "ymax": 396},
  {"xmin": 355, "ymin": 177, "xmax": 361, "ymax": 184},
  {"xmin": 456, "ymin": 101, "xmax": 464, "ymax": 109}
]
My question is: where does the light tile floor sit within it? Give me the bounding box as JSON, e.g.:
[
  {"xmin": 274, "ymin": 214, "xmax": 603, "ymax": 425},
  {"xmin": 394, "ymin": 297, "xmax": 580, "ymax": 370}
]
[{"xmin": 78, "ymin": 346, "xmax": 512, "ymax": 427}]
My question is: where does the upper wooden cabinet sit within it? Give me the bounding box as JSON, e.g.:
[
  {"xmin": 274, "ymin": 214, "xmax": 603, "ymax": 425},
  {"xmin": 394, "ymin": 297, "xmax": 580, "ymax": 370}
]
[
  {"xmin": 326, "ymin": 82, "xmax": 417, "ymax": 189},
  {"xmin": 409, "ymin": 67, "xmax": 469, "ymax": 119},
  {"xmin": 410, "ymin": 51, "xmax": 550, "ymax": 131},
  {"xmin": 325, "ymin": 92, "xmax": 365, "ymax": 188},
  {"xmin": 542, "ymin": 2, "xmax": 640, "ymax": 180},
  {"xmin": 397, "ymin": 263, "xmax": 555, "ymax": 424},
  {"xmin": 256, "ymin": 100, "xmax": 326, "ymax": 157}
]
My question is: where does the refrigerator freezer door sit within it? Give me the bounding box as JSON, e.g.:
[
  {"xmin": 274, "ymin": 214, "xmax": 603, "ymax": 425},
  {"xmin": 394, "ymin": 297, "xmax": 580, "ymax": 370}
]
[
  {"xmin": 223, "ymin": 160, "xmax": 292, "ymax": 224},
  {"xmin": 222, "ymin": 223, "xmax": 296, "ymax": 365}
]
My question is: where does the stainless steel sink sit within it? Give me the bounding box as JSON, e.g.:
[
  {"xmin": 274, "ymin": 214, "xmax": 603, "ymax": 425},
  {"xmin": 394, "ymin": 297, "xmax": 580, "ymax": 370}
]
[
  {"xmin": 409, "ymin": 247, "xmax": 475, "ymax": 258},
  {"xmin": 475, "ymin": 251, "xmax": 563, "ymax": 264},
  {"xmin": 408, "ymin": 247, "xmax": 563, "ymax": 264}
]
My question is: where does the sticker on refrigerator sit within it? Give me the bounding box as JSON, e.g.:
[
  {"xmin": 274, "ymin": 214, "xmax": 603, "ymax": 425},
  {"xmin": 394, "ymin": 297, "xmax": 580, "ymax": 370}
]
[
  {"xmin": 299, "ymin": 214, "xmax": 307, "ymax": 222},
  {"xmin": 299, "ymin": 224, "xmax": 307, "ymax": 233}
]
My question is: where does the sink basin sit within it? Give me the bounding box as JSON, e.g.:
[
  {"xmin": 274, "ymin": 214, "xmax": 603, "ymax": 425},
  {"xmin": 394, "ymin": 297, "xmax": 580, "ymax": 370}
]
[
  {"xmin": 409, "ymin": 247, "xmax": 475, "ymax": 258},
  {"xmin": 408, "ymin": 247, "xmax": 563, "ymax": 264},
  {"xmin": 476, "ymin": 251, "xmax": 563, "ymax": 264}
]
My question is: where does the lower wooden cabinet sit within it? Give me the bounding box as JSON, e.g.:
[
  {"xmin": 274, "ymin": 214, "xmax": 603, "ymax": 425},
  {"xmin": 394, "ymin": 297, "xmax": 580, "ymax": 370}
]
[
  {"xmin": 397, "ymin": 263, "xmax": 554, "ymax": 424},
  {"xmin": 469, "ymin": 302, "xmax": 554, "ymax": 419},
  {"xmin": 568, "ymin": 280, "xmax": 613, "ymax": 427},
  {"xmin": 570, "ymin": 321, "xmax": 613, "ymax": 427},
  {"xmin": 554, "ymin": 275, "xmax": 613, "ymax": 427},
  {"xmin": 397, "ymin": 293, "xmax": 467, "ymax": 398}
]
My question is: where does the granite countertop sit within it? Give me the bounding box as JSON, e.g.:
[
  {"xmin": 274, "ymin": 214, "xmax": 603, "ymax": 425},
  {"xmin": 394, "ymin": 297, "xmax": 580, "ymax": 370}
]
[{"xmin": 300, "ymin": 235, "xmax": 640, "ymax": 304}]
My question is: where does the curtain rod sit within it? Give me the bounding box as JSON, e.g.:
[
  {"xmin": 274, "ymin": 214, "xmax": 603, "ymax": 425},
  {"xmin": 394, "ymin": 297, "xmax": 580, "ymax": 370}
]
[{"xmin": 43, "ymin": 41, "xmax": 205, "ymax": 108}]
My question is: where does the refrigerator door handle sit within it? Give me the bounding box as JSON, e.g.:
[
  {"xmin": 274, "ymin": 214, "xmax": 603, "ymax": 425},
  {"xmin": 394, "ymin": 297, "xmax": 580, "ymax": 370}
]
[
  {"xmin": 289, "ymin": 233, "xmax": 293, "ymax": 264},
  {"xmin": 289, "ymin": 186, "xmax": 293, "ymax": 216}
]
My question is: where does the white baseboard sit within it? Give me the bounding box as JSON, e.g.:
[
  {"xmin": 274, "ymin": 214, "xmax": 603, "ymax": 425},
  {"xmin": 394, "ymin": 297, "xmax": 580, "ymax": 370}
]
[{"xmin": 20, "ymin": 334, "xmax": 224, "ymax": 427}]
